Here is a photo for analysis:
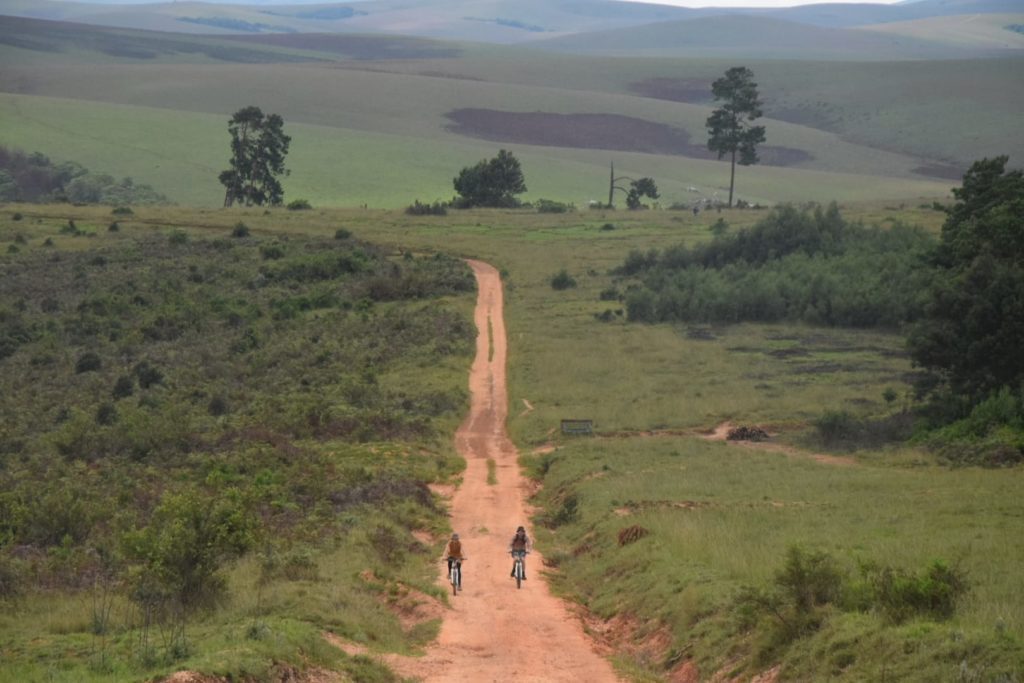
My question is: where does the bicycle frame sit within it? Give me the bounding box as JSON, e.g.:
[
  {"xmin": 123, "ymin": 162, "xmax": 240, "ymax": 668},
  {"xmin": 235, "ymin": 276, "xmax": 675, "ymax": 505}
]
[
  {"xmin": 448, "ymin": 558, "xmax": 462, "ymax": 595},
  {"xmin": 511, "ymin": 551, "xmax": 526, "ymax": 589}
]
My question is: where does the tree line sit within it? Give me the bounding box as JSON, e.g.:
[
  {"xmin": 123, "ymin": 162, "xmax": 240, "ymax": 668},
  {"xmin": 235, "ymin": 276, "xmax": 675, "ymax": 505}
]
[
  {"xmin": 613, "ymin": 157, "xmax": 1024, "ymax": 463},
  {"xmin": 0, "ymin": 147, "xmax": 168, "ymax": 205}
]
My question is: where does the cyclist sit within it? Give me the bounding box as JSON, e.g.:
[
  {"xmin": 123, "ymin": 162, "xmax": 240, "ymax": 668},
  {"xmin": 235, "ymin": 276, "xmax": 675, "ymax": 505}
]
[
  {"xmin": 443, "ymin": 532, "xmax": 465, "ymax": 589},
  {"xmin": 508, "ymin": 525, "xmax": 531, "ymax": 580}
]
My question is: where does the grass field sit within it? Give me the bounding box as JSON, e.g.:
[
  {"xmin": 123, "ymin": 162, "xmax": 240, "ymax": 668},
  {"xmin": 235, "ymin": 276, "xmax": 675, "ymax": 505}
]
[
  {"xmin": 1, "ymin": 201, "xmax": 1021, "ymax": 681},
  {"xmin": 1, "ymin": 6, "xmax": 1023, "ymax": 679}
]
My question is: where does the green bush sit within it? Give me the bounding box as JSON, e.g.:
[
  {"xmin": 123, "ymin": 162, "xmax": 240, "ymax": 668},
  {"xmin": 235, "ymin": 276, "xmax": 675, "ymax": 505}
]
[
  {"xmin": 112, "ymin": 375, "xmax": 134, "ymax": 399},
  {"xmin": 168, "ymin": 230, "xmax": 188, "ymax": 245},
  {"xmin": 864, "ymin": 560, "xmax": 968, "ymax": 623},
  {"xmin": 814, "ymin": 410, "xmax": 862, "ymax": 446},
  {"xmin": 334, "ymin": 228, "xmax": 352, "ymax": 240},
  {"xmin": 776, "ymin": 546, "xmax": 845, "ymax": 613},
  {"xmin": 231, "ymin": 222, "xmax": 250, "ymax": 238},
  {"xmin": 95, "ymin": 402, "xmax": 118, "ymax": 426},
  {"xmin": 259, "ymin": 243, "xmax": 285, "ymax": 260},
  {"xmin": 405, "ymin": 200, "xmax": 447, "ymax": 216},
  {"xmin": 536, "ymin": 198, "xmax": 573, "ymax": 213},
  {"xmin": 111, "ymin": 206, "xmax": 133, "ymax": 215},
  {"xmin": 0, "ymin": 554, "xmax": 24, "ymax": 598},
  {"xmin": 286, "ymin": 199, "xmax": 312, "ymax": 211},
  {"xmin": 74, "ymin": 351, "xmax": 103, "ymax": 373},
  {"xmin": 550, "ymin": 269, "xmax": 577, "ymax": 290},
  {"xmin": 133, "ymin": 360, "xmax": 163, "ymax": 388}
]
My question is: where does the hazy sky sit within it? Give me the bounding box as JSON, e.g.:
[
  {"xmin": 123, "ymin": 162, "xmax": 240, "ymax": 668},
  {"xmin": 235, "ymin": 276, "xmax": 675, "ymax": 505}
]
[{"xmin": 621, "ymin": 0, "xmax": 903, "ymax": 7}]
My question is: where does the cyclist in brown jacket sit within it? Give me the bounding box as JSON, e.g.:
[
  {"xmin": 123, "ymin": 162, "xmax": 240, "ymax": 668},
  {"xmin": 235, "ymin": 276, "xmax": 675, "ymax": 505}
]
[
  {"xmin": 509, "ymin": 525, "xmax": 531, "ymax": 580},
  {"xmin": 444, "ymin": 533, "xmax": 465, "ymax": 588}
]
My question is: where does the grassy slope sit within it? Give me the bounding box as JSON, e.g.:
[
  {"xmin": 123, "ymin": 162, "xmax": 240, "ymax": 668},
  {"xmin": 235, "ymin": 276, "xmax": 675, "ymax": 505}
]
[
  {"xmin": 333, "ymin": 205, "xmax": 1023, "ymax": 681},
  {"xmin": 2, "ymin": 202, "xmax": 1021, "ymax": 681},
  {"xmin": 857, "ymin": 13, "xmax": 1024, "ymax": 49},
  {"xmin": 524, "ymin": 14, "xmax": 989, "ymax": 60},
  {"xmin": 0, "ymin": 206, "xmax": 480, "ymax": 682}
]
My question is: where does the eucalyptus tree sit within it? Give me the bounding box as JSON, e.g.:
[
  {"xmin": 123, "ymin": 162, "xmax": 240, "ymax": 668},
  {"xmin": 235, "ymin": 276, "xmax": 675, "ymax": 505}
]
[
  {"xmin": 219, "ymin": 106, "xmax": 291, "ymax": 207},
  {"xmin": 706, "ymin": 67, "xmax": 766, "ymax": 207}
]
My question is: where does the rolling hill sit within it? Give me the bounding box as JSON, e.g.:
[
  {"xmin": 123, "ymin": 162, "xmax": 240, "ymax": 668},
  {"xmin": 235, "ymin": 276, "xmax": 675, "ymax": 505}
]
[
  {"xmin": 523, "ymin": 13, "xmax": 1014, "ymax": 59},
  {"xmin": 1, "ymin": 13, "xmax": 1019, "ymax": 207},
  {"xmin": 2, "ymin": 0, "xmax": 1023, "ymax": 43}
]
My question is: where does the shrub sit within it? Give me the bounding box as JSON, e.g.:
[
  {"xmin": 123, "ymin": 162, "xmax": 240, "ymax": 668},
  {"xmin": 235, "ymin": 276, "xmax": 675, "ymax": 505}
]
[
  {"xmin": 864, "ymin": 560, "xmax": 968, "ymax": 622},
  {"xmin": 405, "ymin": 200, "xmax": 447, "ymax": 216},
  {"xmin": 776, "ymin": 546, "xmax": 845, "ymax": 613},
  {"xmin": 95, "ymin": 402, "xmax": 118, "ymax": 426},
  {"xmin": 259, "ymin": 243, "xmax": 285, "ymax": 260},
  {"xmin": 74, "ymin": 351, "xmax": 103, "ymax": 374},
  {"xmin": 334, "ymin": 228, "xmax": 352, "ymax": 240},
  {"xmin": 108, "ymin": 221, "xmax": 119, "ymax": 232},
  {"xmin": 600, "ymin": 222, "xmax": 616, "ymax": 231},
  {"xmin": 208, "ymin": 394, "xmax": 230, "ymax": 416},
  {"xmin": 536, "ymin": 199, "xmax": 572, "ymax": 214},
  {"xmin": 0, "ymin": 554, "xmax": 24, "ymax": 599},
  {"xmin": 231, "ymin": 222, "xmax": 250, "ymax": 238},
  {"xmin": 814, "ymin": 410, "xmax": 862, "ymax": 446},
  {"xmin": 112, "ymin": 375, "xmax": 134, "ymax": 399},
  {"xmin": 6, "ymin": 245, "xmax": 18, "ymax": 254},
  {"xmin": 547, "ymin": 493, "xmax": 579, "ymax": 527},
  {"xmin": 286, "ymin": 199, "xmax": 312, "ymax": 211},
  {"xmin": 111, "ymin": 206, "xmax": 133, "ymax": 215},
  {"xmin": 599, "ymin": 287, "xmax": 620, "ymax": 301},
  {"xmin": 168, "ymin": 230, "xmax": 188, "ymax": 245},
  {"xmin": 550, "ymin": 269, "xmax": 577, "ymax": 290},
  {"xmin": 11, "ymin": 212, "xmax": 22, "ymax": 221},
  {"xmin": 43, "ymin": 237, "xmax": 54, "ymax": 247},
  {"xmin": 133, "ymin": 361, "xmax": 163, "ymax": 389}
]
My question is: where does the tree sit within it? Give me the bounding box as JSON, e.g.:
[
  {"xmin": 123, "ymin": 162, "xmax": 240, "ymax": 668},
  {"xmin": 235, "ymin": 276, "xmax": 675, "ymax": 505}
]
[
  {"xmin": 219, "ymin": 106, "xmax": 291, "ymax": 208},
  {"xmin": 607, "ymin": 161, "xmax": 659, "ymax": 209},
  {"xmin": 907, "ymin": 157, "xmax": 1024, "ymax": 416},
  {"xmin": 626, "ymin": 177, "xmax": 659, "ymax": 210},
  {"xmin": 706, "ymin": 67, "xmax": 766, "ymax": 208},
  {"xmin": 453, "ymin": 149, "xmax": 526, "ymax": 208}
]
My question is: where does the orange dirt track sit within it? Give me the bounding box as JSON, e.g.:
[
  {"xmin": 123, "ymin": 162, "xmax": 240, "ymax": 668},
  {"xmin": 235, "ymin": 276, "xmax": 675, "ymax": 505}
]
[{"xmin": 387, "ymin": 260, "xmax": 621, "ymax": 682}]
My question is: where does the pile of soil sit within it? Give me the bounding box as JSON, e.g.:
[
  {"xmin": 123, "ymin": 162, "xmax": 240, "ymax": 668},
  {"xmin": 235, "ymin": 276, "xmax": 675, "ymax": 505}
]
[{"xmin": 726, "ymin": 425, "xmax": 770, "ymax": 442}]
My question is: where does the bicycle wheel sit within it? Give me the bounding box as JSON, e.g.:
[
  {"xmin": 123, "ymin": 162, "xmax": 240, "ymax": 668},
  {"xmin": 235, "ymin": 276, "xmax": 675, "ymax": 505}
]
[{"xmin": 515, "ymin": 561, "xmax": 521, "ymax": 589}]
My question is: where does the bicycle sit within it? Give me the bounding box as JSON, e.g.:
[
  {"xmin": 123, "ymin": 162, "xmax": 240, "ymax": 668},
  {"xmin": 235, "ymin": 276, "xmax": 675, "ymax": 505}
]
[
  {"xmin": 446, "ymin": 557, "xmax": 463, "ymax": 595},
  {"xmin": 510, "ymin": 550, "xmax": 527, "ymax": 589}
]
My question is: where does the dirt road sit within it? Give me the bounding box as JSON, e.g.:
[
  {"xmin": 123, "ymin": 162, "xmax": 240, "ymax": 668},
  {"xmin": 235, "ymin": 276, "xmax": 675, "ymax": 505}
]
[{"xmin": 387, "ymin": 260, "xmax": 621, "ymax": 682}]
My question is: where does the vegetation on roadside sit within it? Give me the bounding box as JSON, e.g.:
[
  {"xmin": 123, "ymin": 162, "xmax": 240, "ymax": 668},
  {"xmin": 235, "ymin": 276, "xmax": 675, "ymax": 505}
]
[{"xmin": 0, "ymin": 214, "xmax": 475, "ymax": 680}]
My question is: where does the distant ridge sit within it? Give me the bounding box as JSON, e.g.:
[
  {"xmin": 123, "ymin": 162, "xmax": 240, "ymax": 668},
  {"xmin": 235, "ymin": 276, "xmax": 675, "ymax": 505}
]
[
  {"xmin": 524, "ymin": 13, "xmax": 1016, "ymax": 59},
  {"xmin": 0, "ymin": 0, "xmax": 1019, "ymax": 42}
]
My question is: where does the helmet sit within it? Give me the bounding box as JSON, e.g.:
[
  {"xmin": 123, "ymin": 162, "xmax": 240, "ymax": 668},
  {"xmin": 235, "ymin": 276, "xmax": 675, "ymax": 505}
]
[
  {"xmin": 516, "ymin": 526, "xmax": 525, "ymax": 532},
  {"xmin": 452, "ymin": 533, "xmax": 459, "ymax": 539}
]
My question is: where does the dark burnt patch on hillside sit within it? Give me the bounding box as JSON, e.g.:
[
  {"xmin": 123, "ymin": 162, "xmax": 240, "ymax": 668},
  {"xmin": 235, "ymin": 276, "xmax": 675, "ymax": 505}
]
[
  {"xmin": 221, "ymin": 33, "xmax": 462, "ymax": 60},
  {"xmin": 629, "ymin": 77, "xmax": 714, "ymax": 104},
  {"xmin": 912, "ymin": 163, "xmax": 965, "ymax": 180},
  {"xmin": 445, "ymin": 109, "xmax": 812, "ymax": 166}
]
